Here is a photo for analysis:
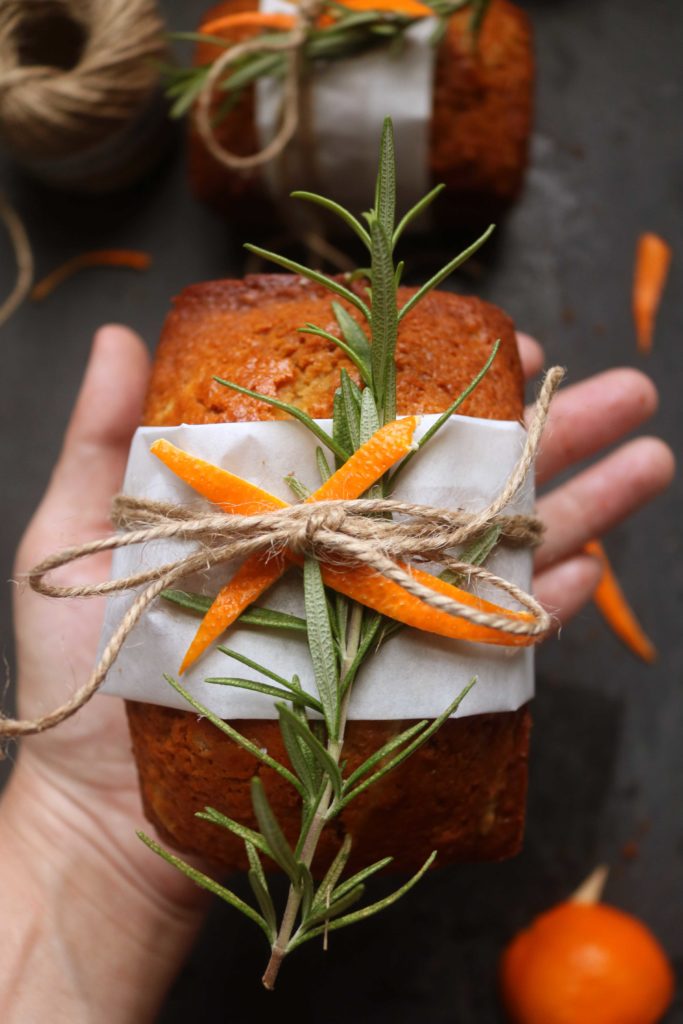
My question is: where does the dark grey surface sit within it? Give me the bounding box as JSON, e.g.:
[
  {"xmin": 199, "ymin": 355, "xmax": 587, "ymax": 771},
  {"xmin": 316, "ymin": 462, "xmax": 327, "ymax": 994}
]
[{"xmin": 0, "ymin": 0, "xmax": 681, "ymax": 1020}]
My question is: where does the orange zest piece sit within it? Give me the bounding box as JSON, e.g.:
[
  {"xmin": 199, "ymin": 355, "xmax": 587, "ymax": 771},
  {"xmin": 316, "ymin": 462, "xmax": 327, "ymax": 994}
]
[
  {"xmin": 331, "ymin": 0, "xmax": 433, "ymax": 16},
  {"xmin": 312, "ymin": 416, "xmax": 417, "ymax": 500},
  {"xmin": 179, "ymin": 552, "xmax": 292, "ymax": 673},
  {"xmin": 200, "ymin": 12, "xmax": 296, "ymax": 37},
  {"xmin": 179, "ymin": 552, "xmax": 290, "ymax": 674},
  {"xmin": 317, "ymin": 0, "xmax": 433, "ymax": 26},
  {"xmin": 584, "ymin": 539, "xmax": 656, "ymax": 663},
  {"xmin": 355, "ymin": 0, "xmax": 432, "ymax": 14},
  {"xmin": 322, "ymin": 562, "xmax": 535, "ymax": 647},
  {"xmin": 151, "ymin": 439, "xmax": 286, "ymax": 514},
  {"xmin": 31, "ymin": 250, "xmax": 151, "ymax": 301},
  {"xmin": 633, "ymin": 232, "xmax": 672, "ymax": 354}
]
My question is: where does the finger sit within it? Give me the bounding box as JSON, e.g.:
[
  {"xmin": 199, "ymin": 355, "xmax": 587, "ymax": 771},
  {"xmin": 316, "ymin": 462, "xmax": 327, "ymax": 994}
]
[
  {"xmin": 535, "ymin": 436, "xmax": 675, "ymax": 571},
  {"xmin": 534, "ymin": 554, "xmax": 603, "ymax": 627},
  {"xmin": 516, "ymin": 332, "xmax": 544, "ymax": 380},
  {"xmin": 60, "ymin": 323, "xmax": 150, "ymax": 481},
  {"xmin": 16, "ymin": 325, "xmax": 150, "ymax": 569},
  {"xmin": 532, "ymin": 368, "xmax": 659, "ymax": 486}
]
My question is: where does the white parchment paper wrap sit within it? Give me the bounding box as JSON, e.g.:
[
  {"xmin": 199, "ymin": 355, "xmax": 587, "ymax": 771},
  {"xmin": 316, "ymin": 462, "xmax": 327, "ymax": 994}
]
[
  {"xmin": 100, "ymin": 415, "xmax": 532, "ymax": 720},
  {"xmin": 100, "ymin": 414, "xmax": 534, "ymax": 719},
  {"xmin": 255, "ymin": 0, "xmax": 435, "ymax": 218}
]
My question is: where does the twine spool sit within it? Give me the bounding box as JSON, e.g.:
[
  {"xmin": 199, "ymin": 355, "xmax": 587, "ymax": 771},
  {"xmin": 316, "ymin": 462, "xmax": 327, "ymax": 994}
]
[{"xmin": 0, "ymin": 0, "xmax": 170, "ymax": 191}]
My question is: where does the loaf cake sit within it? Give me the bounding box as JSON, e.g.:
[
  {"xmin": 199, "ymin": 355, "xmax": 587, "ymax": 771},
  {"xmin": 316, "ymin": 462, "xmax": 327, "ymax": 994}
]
[
  {"xmin": 125, "ymin": 274, "xmax": 531, "ymax": 874},
  {"xmin": 188, "ymin": 0, "xmax": 534, "ymax": 231}
]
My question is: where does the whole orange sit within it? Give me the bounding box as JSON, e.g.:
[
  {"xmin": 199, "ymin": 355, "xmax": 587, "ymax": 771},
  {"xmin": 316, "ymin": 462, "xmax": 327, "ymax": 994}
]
[{"xmin": 500, "ymin": 901, "xmax": 675, "ymax": 1024}]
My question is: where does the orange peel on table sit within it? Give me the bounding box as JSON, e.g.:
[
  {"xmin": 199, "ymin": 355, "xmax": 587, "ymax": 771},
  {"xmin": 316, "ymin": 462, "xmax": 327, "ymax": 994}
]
[
  {"xmin": 584, "ymin": 539, "xmax": 656, "ymax": 664},
  {"xmin": 31, "ymin": 250, "xmax": 151, "ymax": 301},
  {"xmin": 632, "ymin": 232, "xmax": 672, "ymax": 354}
]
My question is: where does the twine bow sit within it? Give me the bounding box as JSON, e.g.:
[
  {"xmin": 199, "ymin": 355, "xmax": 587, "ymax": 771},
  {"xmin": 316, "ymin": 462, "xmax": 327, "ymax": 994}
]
[{"xmin": 1, "ymin": 368, "xmax": 564, "ymax": 740}]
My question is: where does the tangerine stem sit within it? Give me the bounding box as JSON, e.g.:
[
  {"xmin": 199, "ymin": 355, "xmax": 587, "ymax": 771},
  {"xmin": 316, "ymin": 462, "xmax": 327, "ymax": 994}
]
[{"xmin": 571, "ymin": 864, "xmax": 609, "ymax": 905}]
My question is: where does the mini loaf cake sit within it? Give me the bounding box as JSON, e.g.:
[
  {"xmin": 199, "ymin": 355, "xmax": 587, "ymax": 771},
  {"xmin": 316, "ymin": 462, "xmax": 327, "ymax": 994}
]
[
  {"xmin": 188, "ymin": 0, "xmax": 534, "ymax": 231},
  {"xmin": 126, "ymin": 274, "xmax": 530, "ymax": 873}
]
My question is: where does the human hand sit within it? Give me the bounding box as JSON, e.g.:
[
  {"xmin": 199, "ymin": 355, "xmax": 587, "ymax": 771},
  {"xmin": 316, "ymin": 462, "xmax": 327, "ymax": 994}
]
[
  {"xmin": 0, "ymin": 326, "xmax": 673, "ymax": 1023},
  {"xmin": 517, "ymin": 332, "xmax": 674, "ymax": 624},
  {"xmin": 1, "ymin": 326, "xmax": 207, "ymax": 1024}
]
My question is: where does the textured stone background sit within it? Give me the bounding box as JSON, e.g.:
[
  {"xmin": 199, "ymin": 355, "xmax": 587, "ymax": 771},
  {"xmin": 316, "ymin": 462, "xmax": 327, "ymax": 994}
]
[{"xmin": 0, "ymin": 0, "xmax": 680, "ymax": 1020}]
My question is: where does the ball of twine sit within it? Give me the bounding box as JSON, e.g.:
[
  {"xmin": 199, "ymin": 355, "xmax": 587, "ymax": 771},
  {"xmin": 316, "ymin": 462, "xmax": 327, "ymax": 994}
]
[{"xmin": 0, "ymin": 0, "xmax": 168, "ymax": 186}]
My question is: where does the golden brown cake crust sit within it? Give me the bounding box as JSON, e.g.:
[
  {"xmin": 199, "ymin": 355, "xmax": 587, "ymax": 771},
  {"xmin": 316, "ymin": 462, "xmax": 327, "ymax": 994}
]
[
  {"xmin": 127, "ymin": 706, "xmax": 531, "ymax": 870},
  {"xmin": 142, "ymin": 275, "xmax": 524, "ymax": 426},
  {"xmin": 127, "ymin": 274, "xmax": 530, "ymax": 874},
  {"xmin": 187, "ymin": 0, "xmax": 533, "ymax": 227}
]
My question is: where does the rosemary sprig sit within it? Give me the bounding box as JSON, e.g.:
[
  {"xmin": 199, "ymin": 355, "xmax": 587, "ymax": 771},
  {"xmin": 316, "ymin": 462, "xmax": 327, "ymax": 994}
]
[
  {"xmin": 146, "ymin": 117, "xmax": 503, "ymax": 988},
  {"xmin": 162, "ymin": 589, "xmax": 307, "ymax": 632}
]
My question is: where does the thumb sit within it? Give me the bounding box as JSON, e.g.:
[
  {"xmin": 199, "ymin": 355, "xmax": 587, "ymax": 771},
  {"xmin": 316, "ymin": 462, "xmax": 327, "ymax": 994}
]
[{"xmin": 16, "ymin": 325, "xmax": 151, "ymax": 571}]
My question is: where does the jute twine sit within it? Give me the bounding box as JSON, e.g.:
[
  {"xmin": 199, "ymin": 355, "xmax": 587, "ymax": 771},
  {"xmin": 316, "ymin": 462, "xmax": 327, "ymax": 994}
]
[
  {"xmin": 195, "ymin": 0, "xmax": 324, "ymax": 172},
  {"xmin": 0, "ymin": 192, "xmax": 33, "ymax": 328},
  {"xmin": 0, "ymin": 367, "xmax": 564, "ymax": 740},
  {"xmin": 0, "ymin": 0, "xmax": 169, "ymax": 327},
  {"xmin": 0, "ymin": 0, "xmax": 167, "ymax": 176}
]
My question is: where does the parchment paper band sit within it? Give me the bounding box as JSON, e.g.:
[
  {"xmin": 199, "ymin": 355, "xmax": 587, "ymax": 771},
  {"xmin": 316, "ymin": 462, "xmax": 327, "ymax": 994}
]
[{"xmin": 100, "ymin": 412, "xmax": 535, "ymax": 720}]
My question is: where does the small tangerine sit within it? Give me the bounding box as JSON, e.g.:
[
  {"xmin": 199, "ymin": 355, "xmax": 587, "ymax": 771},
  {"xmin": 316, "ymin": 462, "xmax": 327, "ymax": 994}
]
[{"xmin": 500, "ymin": 901, "xmax": 675, "ymax": 1024}]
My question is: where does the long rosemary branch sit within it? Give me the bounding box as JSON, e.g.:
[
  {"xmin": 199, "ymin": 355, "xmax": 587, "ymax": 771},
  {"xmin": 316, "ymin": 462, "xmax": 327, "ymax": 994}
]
[
  {"xmin": 262, "ymin": 602, "xmax": 363, "ymax": 988},
  {"xmin": 148, "ymin": 117, "xmax": 500, "ymax": 987}
]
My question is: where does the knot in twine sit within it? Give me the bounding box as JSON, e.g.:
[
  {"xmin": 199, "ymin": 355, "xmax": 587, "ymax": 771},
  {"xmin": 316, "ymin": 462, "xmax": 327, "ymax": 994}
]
[
  {"xmin": 289, "ymin": 503, "xmax": 348, "ymax": 552},
  {"xmin": 0, "ymin": 0, "xmax": 167, "ymax": 164},
  {"xmin": 1, "ymin": 368, "xmax": 564, "ymax": 740},
  {"xmin": 195, "ymin": 0, "xmax": 327, "ymax": 172}
]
